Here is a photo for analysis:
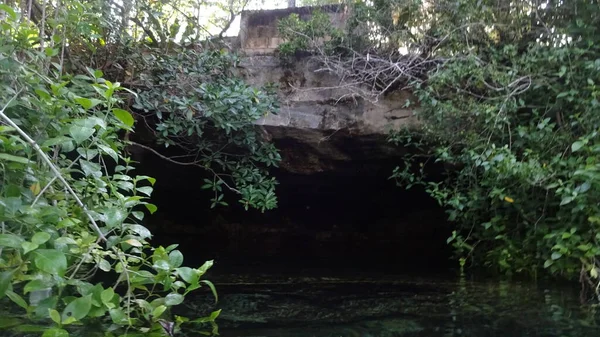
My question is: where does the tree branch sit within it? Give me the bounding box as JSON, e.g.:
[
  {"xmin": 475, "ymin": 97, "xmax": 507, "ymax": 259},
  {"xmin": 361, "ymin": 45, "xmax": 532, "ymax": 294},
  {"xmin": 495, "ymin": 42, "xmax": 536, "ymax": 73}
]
[{"xmin": 128, "ymin": 141, "xmax": 241, "ymax": 194}]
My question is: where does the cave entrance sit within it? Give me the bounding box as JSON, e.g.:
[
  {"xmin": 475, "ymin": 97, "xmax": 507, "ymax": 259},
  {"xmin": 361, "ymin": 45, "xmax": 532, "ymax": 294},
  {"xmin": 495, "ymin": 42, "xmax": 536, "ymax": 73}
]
[{"xmin": 137, "ymin": 131, "xmax": 452, "ymax": 274}]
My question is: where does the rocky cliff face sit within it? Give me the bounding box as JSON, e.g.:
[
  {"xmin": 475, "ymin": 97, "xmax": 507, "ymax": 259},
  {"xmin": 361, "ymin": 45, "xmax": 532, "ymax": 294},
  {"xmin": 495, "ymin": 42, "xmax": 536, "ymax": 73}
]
[
  {"xmin": 133, "ymin": 7, "xmax": 449, "ymax": 269},
  {"xmin": 239, "ymin": 55, "xmax": 417, "ymax": 174},
  {"xmin": 233, "ymin": 6, "xmax": 418, "ymax": 174}
]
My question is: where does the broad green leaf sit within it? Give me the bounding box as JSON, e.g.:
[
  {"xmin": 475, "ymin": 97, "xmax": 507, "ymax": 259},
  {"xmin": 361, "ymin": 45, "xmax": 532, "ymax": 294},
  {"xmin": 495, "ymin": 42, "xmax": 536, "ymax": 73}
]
[
  {"xmin": 128, "ymin": 224, "xmax": 152, "ymax": 239},
  {"xmin": 169, "ymin": 250, "xmax": 184, "ymax": 268},
  {"xmin": 21, "ymin": 241, "xmax": 39, "ymax": 254},
  {"xmin": 101, "ymin": 288, "xmax": 115, "ymax": 306},
  {"xmin": 98, "ymin": 144, "xmax": 118, "ymax": 162},
  {"xmin": 164, "ymin": 293, "xmax": 184, "ymax": 306},
  {"xmin": 0, "ymin": 153, "xmax": 30, "ymax": 164},
  {"xmin": 145, "ymin": 203, "xmax": 158, "ymax": 214},
  {"xmin": 152, "ymin": 305, "xmax": 167, "ymax": 318},
  {"xmin": 69, "ymin": 126, "xmax": 95, "ymax": 144},
  {"xmin": 99, "ymin": 259, "xmax": 111, "ymax": 272},
  {"xmin": 104, "ymin": 208, "xmax": 127, "ymax": 227},
  {"xmin": 0, "ymin": 234, "xmax": 24, "ymax": 248},
  {"xmin": 79, "ymin": 159, "xmax": 102, "ymax": 178},
  {"xmin": 34, "ymin": 249, "xmax": 67, "ymax": 277},
  {"xmin": 176, "ymin": 267, "xmax": 198, "ymax": 284},
  {"xmin": 42, "ymin": 328, "xmax": 69, "ymax": 337},
  {"xmin": 48, "ymin": 309, "xmax": 61, "ymax": 324},
  {"xmin": 136, "ymin": 186, "xmax": 153, "ymax": 196},
  {"xmin": 109, "ymin": 308, "xmax": 127, "ymax": 324},
  {"xmin": 24, "ymin": 279, "xmax": 51, "ymax": 294},
  {"xmin": 113, "ymin": 108, "xmax": 135, "ymax": 127},
  {"xmin": 571, "ymin": 141, "xmax": 584, "ymax": 152},
  {"xmin": 551, "ymin": 252, "xmax": 562, "ymax": 260},
  {"xmin": 62, "ymin": 294, "xmax": 92, "ymax": 321},
  {"xmin": 32, "ymin": 232, "xmax": 51, "ymax": 245},
  {"xmin": 74, "ymin": 97, "xmax": 103, "ymax": 110}
]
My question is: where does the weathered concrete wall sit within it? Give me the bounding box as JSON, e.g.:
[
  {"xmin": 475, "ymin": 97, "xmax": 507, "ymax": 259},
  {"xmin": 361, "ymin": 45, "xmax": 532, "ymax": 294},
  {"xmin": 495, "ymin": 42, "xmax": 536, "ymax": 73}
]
[{"xmin": 239, "ymin": 4, "xmax": 349, "ymax": 55}]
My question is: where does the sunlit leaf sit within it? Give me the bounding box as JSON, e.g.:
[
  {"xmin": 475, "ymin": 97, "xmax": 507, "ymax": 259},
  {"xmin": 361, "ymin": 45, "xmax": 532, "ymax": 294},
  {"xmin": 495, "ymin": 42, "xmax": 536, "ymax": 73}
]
[
  {"xmin": 113, "ymin": 108, "xmax": 135, "ymax": 127},
  {"xmin": 68, "ymin": 126, "xmax": 95, "ymax": 144}
]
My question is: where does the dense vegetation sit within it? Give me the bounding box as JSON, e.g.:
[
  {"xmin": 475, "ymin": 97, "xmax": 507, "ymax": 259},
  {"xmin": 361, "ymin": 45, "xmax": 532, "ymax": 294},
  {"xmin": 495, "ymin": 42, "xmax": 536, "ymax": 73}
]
[
  {"xmin": 279, "ymin": 0, "xmax": 600, "ymax": 299},
  {"xmin": 0, "ymin": 0, "xmax": 279, "ymax": 335}
]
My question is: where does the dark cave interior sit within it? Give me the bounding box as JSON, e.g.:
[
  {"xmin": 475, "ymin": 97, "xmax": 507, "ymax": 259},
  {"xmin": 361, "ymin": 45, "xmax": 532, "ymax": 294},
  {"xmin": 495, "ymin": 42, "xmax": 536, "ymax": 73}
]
[{"xmin": 134, "ymin": 137, "xmax": 452, "ymax": 275}]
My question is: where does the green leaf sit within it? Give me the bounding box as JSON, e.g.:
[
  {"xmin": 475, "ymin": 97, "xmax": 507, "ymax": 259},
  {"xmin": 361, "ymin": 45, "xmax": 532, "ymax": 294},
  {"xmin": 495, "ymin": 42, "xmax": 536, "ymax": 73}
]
[
  {"xmin": 571, "ymin": 141, "xmax": 585, "ymax": 152},
  {"xmin": 176, "ymin": 267, "xmax": 198, "ymax": 284},
  {"xmin": 109, "ymin": 308, "xmax": 127, "ymax": 324},
  {"xmin": 62, "ymin": 294, "xmax": 92, "ymax": 321},
  {"xmin": 99, "ymin": 259, "xmax": 111, "ymax": 272},
  {"xmin": 42, "ymin": 328, "xmax": 69, "ymax": 337},
  {"xmin": 101, "ymin": 288, "xmax": 114, "ymax": 306},
  {"xmin": 21, "ymin": 241, "xmax": 39, "ymax": 254},
  {"xmin": 560, "ymin": 196, "xmax": 575, "ymax": 206},
  {"xmin": 79, "ymin": 159, "xmax": 102, "ymax": 178},
  {"xmin": 113, "ymin": 108, "xmax": 135, "ymax": 127},
  {"xmin": 69, "ymin": 126, "xmax": 95, "ymax": 144},
  {"xmin": 32, "ymin": 232, "xmax": 51, "ymax": 245},
  {"xmin": 0, "ymin": 153, "xmax": 31, "ymax": 164},
  {"xmin": 6, "ymin": 290, "xmax": 28, "ymax": 310},
  {"xmin": 0, "ymin": 234, "xmax": 24, "ymax": 248},
  {"xmin": 24, "ymin": 279, "xmax": 50, "ymax": 294},
  {"xmin": 551, "ymin": 252, "xmax": 562, "ymax": 260},
  {"xmin": 74, "ymin": 97, "xmax": 103, "ymax": 110},
  {"xmin": 136, "ymin": 186, "xmax": 153, "ymax": 196},
  {"xmin": 152, "ymin": 305, "xmax": 167, "ymax": 318},
  {"xmin": 49, "ymin": 309, "xmax": 61, "ymax": 324},
  {"xmin": 169, "ymin": 250, "xmax": 184, "ymax": 268},
  {"xmin": 145, "ymin": 203, "xmax": 158, "ymax": 214},
  {"xmin": 34, "ymin": 249, "xmax": 67, "ymax": 277},
  {"xmin": 98, "ymin": 144, "xmax": 118, "ymax": 162},
  {"xmin": 201, "ymin": 280, "xmax": 218, "ymax": 303},
  {"xmin": 124, "ymin": 238, "xmax": 143, "ymax": 247},
  {"xmin": 197, "ymin": 260, "xmax": 213, "ymax": 277},
  {"xmin": 0, "ymin": 269, "xmax": 16, "ymax": 297},
  {"xmin": 164, "ymin": 293, "xmax": 184, "ymax": 306},
  {"xmin": 104, "ymin": 208, "xmax": 127, "ymax": 227},
  {"xmin": 191, "ymin": 309, "xmax": 221, "ymax": 323},
  {"xmin": 0, "ymin": 4, "xmax": 17, "ymax": 20}
]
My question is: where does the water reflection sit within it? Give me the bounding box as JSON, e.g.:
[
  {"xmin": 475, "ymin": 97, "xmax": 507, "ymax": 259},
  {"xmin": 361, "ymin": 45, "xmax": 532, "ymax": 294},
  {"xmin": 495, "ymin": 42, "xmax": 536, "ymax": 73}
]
[
  {"xmin": 2, "ymin": 271, "xmax": 600, "ymax": 337},
  {"xmin": 183, "ymin": 271, "xmax": 600, "ymax": 337}
]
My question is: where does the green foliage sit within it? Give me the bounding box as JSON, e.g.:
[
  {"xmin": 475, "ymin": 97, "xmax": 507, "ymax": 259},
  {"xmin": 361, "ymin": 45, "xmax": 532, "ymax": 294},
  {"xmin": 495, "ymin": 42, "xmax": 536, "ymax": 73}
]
[
  {"xmin": 278, "ymin": 9, "xmax": 344, "ymax": 57},
  {"xmin": 280, "ymin": 0, "xmax": 600, "ymax": 296},
  {"xmin": 131, "ymin": 48, "xmax": 280, "ymax": 211},
  {"xmin": 387, "ymin": 0, "xmax": 600, "ymax": 291},
  {"xmin": 0, "ymin": 0, "xmax": 267, "ymax": 334}
]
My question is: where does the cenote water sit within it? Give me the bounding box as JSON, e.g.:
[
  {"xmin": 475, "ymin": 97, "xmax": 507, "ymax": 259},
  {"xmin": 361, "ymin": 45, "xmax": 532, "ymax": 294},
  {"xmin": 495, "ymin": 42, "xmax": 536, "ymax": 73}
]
[{"xmin": 2, "ymin": 265, "xmax": 600, "ymax": 337}]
